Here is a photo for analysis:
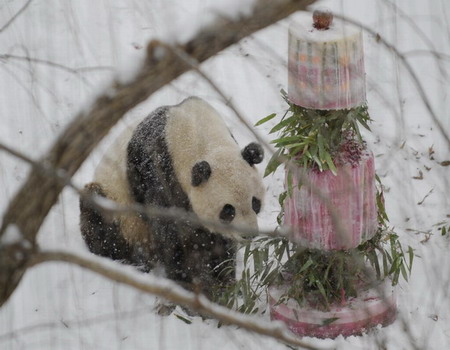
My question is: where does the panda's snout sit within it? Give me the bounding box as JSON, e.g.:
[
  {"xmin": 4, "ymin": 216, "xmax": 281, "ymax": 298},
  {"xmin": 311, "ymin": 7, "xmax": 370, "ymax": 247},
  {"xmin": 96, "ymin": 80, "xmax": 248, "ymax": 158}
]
[{"xmin": 219, "ymin": 204, "xmax": 235, "ymax": 223}]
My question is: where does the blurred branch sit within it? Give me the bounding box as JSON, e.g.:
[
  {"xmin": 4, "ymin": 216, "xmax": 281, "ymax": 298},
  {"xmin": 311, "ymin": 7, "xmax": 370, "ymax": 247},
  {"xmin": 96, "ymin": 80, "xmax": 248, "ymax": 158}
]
[
  {"xmin": 0, "ymin": 0, "xmax": 33, "ymax": 33},
  {"xmin": 0, "ymin": 53, "xmax": 113, "ymax": 87},
  {"xmin": 29, "ymin": 250, "xmax": 323, "ymax": 350},
  {"xmin": 0, "ymin": 0, "xmax": 317, "ymax": 306},
  {"xmin": 0, "ymin": 54, "xmax": 113, "ymax": 73},
  {"xmin": 0, "ymin": 140, "xmax": 284, "ymax": 240}
]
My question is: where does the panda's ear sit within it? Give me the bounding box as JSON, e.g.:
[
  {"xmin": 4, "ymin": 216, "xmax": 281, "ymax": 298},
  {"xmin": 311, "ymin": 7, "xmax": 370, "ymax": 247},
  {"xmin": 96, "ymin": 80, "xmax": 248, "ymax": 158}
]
[
  {"xmin": 241, "ymin": 142, "xmax": 264, "ymax": 166},
  {"xmin": 192, "ymin": 161, "xmax": 212, "ymax": 186}
]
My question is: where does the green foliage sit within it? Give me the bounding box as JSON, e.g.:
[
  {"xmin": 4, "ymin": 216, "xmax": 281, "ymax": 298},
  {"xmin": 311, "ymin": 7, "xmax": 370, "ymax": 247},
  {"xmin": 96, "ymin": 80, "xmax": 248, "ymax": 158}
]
[
  {"xmin": 220, "ymin": 227, "xmax": 413, "ymax": 314},
  {"xmin": 257, "ymin": 90, "xmax": 371, "ymax": 177},
  {"xmin": 436, "ymin": 221, "xmax": 450, "ymax": 237}
]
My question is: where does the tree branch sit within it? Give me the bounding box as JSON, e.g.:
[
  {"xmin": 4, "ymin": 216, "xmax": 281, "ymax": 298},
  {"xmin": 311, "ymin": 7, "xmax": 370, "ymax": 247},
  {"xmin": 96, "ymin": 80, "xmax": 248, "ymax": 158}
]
[
  {"xmin": 0, "ymin": 0, "xmax": 33, "ymax": 33},
  {"xmin": 29, "ymin": 250, "xmax": 324, "ymax": 350},
  {"xmin": 0, "ymin": 0, "xmax": 317, "ymax": 306}
]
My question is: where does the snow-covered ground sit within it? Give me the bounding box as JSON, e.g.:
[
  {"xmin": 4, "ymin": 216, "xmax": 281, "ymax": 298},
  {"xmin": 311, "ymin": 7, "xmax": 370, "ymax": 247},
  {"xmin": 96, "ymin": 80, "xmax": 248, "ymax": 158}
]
[{"xmin": 0, "ymin": 0, "xmax": 449, "ymax": 349}]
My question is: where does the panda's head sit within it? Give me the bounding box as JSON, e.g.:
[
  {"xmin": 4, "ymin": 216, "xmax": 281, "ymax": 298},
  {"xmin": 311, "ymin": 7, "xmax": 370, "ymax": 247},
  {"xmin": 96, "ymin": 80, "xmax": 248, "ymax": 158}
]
[{"xmin": 188, "ymin": 142, "xmax": 265, "ymax": 241}]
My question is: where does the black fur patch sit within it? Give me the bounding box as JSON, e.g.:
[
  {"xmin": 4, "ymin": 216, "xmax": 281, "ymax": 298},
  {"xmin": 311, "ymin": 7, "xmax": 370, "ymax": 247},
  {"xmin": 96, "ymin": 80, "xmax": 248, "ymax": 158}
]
[
  {"xmin": 127, "ymin": 107, "xmax": 190, "ymax": 210},
  {"xmin": 241, "ymin": 142, "xmax": 264, "ymax": 165},
  {"xmin": 79, "ymin": 183, "xmax": 155, "ymax": 271},
  {"xmin": 79, "ymin": 183, "xmax": 132, "ymax": 261},
  {"xmin": 191, "ymin": 161, "xmax": 211, "ymax": 186},
  {"xmin": 252, "ymin": 197, "xmax": 261, "ymax": 214}
]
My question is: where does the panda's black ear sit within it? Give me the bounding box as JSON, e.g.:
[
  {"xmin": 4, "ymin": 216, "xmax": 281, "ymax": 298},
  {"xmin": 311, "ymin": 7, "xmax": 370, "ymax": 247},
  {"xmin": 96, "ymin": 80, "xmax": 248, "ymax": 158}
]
[
  {"xmin": 241, "ymin": 142, "xmax": 264, "ymax": 166},
  {"xmin": 192, "ymin": 161, "xmax": 212, "ymax": 186}
]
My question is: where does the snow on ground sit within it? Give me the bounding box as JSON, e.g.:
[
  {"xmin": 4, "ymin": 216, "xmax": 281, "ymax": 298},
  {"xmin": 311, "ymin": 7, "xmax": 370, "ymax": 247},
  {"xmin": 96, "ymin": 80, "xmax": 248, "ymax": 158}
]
[{"xmin": 0, "ymin": 0, "xmax": 449, "ymax": 349}]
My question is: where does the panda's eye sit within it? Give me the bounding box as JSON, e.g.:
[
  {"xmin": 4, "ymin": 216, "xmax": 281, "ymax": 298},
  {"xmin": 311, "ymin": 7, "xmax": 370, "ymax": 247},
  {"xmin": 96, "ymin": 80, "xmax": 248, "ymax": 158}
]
[
  {"xmin": 220, "ymin": 204, "xmax": 235, "ymax": 223},
  {"xmin": 252, "ymin": 197, "xmax": 261, "ymax": 214}
]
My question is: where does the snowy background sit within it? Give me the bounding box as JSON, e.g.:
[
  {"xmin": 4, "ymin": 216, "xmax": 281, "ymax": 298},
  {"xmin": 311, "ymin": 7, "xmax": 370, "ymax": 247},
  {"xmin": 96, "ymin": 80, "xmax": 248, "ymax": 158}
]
[{"xmin": 0, "ymin": 0, "xmax": 449, "ymax": 349}]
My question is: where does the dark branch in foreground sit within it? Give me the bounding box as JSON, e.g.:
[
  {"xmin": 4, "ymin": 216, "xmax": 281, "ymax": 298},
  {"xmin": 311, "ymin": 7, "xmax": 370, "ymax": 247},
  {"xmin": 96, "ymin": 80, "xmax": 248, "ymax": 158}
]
[{"xmin": 0, "ymin": 0, "xmax": 316, "ymax": 307}]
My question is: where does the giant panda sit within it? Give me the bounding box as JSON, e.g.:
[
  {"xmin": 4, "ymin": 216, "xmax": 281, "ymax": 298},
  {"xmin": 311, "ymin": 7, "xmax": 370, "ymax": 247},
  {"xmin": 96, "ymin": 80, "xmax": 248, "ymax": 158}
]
[{"xmin": 79, "ymin": 97, "xmax": 265, "ymax": 298}]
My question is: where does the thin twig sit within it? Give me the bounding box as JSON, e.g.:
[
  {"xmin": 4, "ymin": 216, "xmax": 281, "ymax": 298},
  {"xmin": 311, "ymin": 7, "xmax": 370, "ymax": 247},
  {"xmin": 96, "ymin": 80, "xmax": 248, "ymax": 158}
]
[
  {"xmin": 0, "ymin": 0, "xmax": 33, "ymax": 33},
  {"xmin": 0, "ymin": 54, "xmax": 113, "ymax": 74}
]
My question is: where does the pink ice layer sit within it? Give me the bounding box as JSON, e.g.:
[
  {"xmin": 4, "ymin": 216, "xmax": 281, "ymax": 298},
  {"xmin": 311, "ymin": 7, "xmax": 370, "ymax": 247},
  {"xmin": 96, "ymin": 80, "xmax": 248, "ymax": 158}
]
[
  {"xmin": 284, "ymin": 151, "xmax": 377, "ymax": 250},
  {"xmin": 269, "ymin": 283, "xmax": 397, "ymax": 339}
]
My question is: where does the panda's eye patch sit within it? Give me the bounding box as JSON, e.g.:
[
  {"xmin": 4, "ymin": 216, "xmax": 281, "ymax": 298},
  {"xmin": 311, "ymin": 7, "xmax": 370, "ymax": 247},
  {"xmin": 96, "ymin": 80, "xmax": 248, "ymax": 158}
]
[
  {"xmin": 220, "ymin": 204, "xmax": 235, "ymax": 223},
  {"xmin": 252, "ymin": 197, "xmax": 261, "ymax": 214}
]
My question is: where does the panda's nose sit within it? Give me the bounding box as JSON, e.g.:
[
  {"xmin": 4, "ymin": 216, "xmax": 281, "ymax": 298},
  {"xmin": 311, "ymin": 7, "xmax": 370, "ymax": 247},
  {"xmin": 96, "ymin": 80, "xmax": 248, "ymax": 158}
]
[{"xmin": 220, "ymin": 204, "xmax": 235, "ymax": 223}]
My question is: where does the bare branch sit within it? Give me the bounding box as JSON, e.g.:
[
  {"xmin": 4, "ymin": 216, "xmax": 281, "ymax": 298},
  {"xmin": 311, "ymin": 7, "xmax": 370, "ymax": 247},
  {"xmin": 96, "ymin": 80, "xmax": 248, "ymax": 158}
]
[
  {"xmin": 0, "ymin": 54, "xmax": 113, "ymax": 74},
  {"xmin": 29, "ymin": 250, "xmax": 324, "ymax": 350},
  {"xmin": 0, "ymin": 0, "xmax": 33, "ymax": 34},
  {"xmin": 0, "ymin": 140, "xmax": 283, "ymax": 240}
]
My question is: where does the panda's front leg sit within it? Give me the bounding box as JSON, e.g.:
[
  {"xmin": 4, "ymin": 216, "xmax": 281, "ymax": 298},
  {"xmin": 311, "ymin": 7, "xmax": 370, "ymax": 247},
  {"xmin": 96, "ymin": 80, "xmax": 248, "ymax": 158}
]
[
  {"xmin": 151, "ymin": 219, "xmax": 236, "ymax": 301},
  {"xmin": 180, "ymin": 228, "xmax": 237, "ymax": 300}
]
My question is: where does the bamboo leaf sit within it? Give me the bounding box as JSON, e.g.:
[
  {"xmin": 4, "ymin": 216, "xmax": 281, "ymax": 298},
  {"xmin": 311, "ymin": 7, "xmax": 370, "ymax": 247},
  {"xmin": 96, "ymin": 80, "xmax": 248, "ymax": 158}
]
[
  {"xmin": 322, "ymin": 317, "xmax": 339, "ymax": 326},
  {"xmin": 324, "ymin": 152, "xmax": 337, "ymax": 175},
  {"xmin": 316, "ymin": 280, "xmax": 329, "ymax": 307},
  {"xmin": 400, "ymin": 262, "xmax": 408, "ymax": 281},
  {"xmin": 259, "ymin": 261, "xmax": 273, "ymax": 281},
  {"xmin": 408, "ymin": 246, "xmax": 414, "ymax": 272},
  {"xmin": 375, "ymin": 174, "xmax": 382, "ymax": 184},
  {"xmin": 243, "ymin": 243, "xmax": 251, "ymax": 265},
  {"xmin": 278, "ymin": 191, "xmax": 287, "ymax": 207},
  {"xmin": 270, "ymin": 135, "xmax": 304, "ymax": 145},
  {"xmin": 392, "ymin": 269, "xmax": 400, "ymax": 286},
  {"xmin": 352, "ymin": 120, "xmax": 363, "ymax": 141},
  {"xmin": 368, "ymin": 249, "xmax": 381, "ymax": 279},
  {"xmin": 299, "ymin": 258, "xmax": 314, "ymax": 274},
  {"xmin": 253, "ymin": 250, "xmax": 262, "ymax": 273},
  {"xmin": 269, "ymin": 115, "xmax": 298, "ymax": 134},
  {"xmin": 255, "ymin": 113, "xmax": 277, "ymax": 126},
  {"xmin": 264, "ymin": 149, "xmax": 282, "ymax": 177},
  {"xmin": 285, "ymin": 142, "xmax": 306, "ymax": 150},
  {"xmin": 382, "ymin": 251, "xmax": 389, "ymax": 276},
  {"xmin": 174, "ymin": 314, "xmax": 192, "ymax": 324},
  {"xmin": 312, "ymin": 154, "xmax": 323, "ymax": 171},
  {"xmin": 357, "ymin": 114, "xmax": 372, "ymax": 131},
  {"xmin": 317, "ymin": 132, "xmax": 325, "ymax": 161},
  {"xmin": 287, "ymin": 171, "xmax": 293, "ymax": 197},
  {"xmin": 263, "ymin": 268, "xmax": 281, "ymax": 286}
]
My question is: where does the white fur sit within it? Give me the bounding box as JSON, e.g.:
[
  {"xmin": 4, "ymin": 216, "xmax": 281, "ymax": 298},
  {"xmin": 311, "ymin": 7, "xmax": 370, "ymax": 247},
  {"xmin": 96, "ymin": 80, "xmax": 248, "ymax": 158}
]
[{"xmin": 166, "ymin": 97, "xmax": 265, "ymax": 238}]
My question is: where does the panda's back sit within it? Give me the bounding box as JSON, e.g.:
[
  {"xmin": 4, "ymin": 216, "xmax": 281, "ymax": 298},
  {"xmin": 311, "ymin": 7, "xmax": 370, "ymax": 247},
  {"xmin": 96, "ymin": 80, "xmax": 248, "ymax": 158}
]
[{"xmin": 165, "ymin": 97, "xmax": 238, "ymax": 193}]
